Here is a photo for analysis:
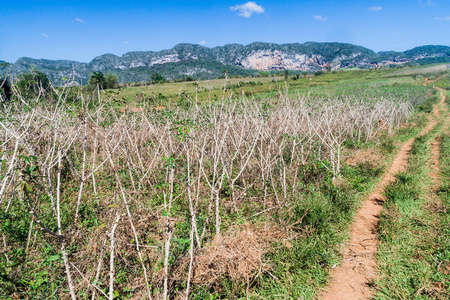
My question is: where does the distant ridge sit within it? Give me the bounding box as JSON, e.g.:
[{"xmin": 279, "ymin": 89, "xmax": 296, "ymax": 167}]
[{"xmin": 3, "ymin": 42, "xmax": 450, "ymax": 85}]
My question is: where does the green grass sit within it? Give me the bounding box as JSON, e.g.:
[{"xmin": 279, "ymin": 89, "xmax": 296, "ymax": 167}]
[
  {"xmin": 388, "ymin": 63, "xmax": 450, "ymax": 77},
  {"xmin": 102, "ymin": 67, "xmax": 433, "ymax": 108},
  {"xmin": 432, "ymin": 73, "xmax": 450, "ymax": 90},
  {"xmin": 375, "ymin": 119, "xmax": 450, "ymax": 299}
]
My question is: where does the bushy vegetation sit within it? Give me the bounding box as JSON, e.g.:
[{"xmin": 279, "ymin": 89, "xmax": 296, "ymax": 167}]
[
  {"xmin": 88, "ymin": 72, "xmax": 118, "ymax": 90},
  {"xmin": 16, "ymin": 70, "xmax": 51, "ymax": 98},
  {"xmin": 0, "ymin": 71, "xmax": 435, "ymax": 299},
  {"xmin": 150, "ymin": 72, "xmax": 166, "ymax": 84}
]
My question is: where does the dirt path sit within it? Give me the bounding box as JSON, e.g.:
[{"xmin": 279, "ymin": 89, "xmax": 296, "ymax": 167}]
[{"xmin": 321, "ymin": 84, "xmax": 446, "ymax": 300}]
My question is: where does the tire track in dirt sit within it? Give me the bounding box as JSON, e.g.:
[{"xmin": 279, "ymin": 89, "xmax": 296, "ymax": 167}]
[{"xmin": 321, "ymin": 83, "xmax": 446, "ymax": 300}]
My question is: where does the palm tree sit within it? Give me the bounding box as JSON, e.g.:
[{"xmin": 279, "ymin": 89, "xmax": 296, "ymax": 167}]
[{"xmin": 88, "ymin": 72, "xmax": 106, "ymax": 89}]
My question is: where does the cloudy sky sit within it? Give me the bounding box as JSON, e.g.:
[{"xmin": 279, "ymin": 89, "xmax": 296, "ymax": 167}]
[{"xmin": 1, "ymin": 0, "xmax": 449, "ymax": 62}]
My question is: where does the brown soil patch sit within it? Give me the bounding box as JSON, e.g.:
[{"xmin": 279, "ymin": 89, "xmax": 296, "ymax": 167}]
[
  {"xmin": 345, "ymin": 148, "xmax": 384, "ymax": 168},
  {"xmin": 321, "ymin": 86, "xmax": 446, "ymax": 299}
]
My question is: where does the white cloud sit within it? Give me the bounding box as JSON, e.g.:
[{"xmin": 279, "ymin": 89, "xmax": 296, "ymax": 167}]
[
  {"xmin": 230, "ymin": 2, "xmax": 264, "ymax": 18},
  {"xmin": 435, "ymin": 16, "xmax": 450, "ymax": 21},
  {"xmin": 369, "ymin": 6, "xmax": 382, "ymax": 12},
  {"xmin": 124, "ymin": 41, "xmax": 129, "ymax": 44},
  {"xmin": 41, "ymin": 33, "xmax": 49, "ymax": 38},
  {"xmin": 313, "ymin": 15, "xmax": 328, "ymax": 21},
  {"xmin": 75, "ymin": 17, "xmax": 86, "ymax": 24},
  {"xmin": 198, "ymin": 41, "xmax": 207, "ymax": 45}
]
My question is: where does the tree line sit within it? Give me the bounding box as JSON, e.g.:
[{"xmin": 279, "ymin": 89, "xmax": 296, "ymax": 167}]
[{"xmin": 0, "ymin": 70, "xmax": 174, "ymax": 102}]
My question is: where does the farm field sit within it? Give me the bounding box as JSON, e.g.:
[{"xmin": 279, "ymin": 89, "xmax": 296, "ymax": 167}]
[
  {"xmin": 0, "ymin": 65, "xmax": 449, "ymax": 299},
  {"xmin": 102, "ymin": 67, "xmax": 425, "ymax": 108}
]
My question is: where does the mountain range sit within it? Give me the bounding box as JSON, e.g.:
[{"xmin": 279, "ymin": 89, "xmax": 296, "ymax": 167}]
[{"xmin": 2, "ymin": 42, "xmax": 450, "ymax": 85}]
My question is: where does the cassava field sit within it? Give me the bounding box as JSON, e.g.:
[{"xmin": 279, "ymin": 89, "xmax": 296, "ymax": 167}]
[{"xmin": 0, "ymin": 65, "xmax": 449, "ymax": 299}]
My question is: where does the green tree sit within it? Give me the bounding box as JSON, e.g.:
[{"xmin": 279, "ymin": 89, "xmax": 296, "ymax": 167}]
[
  {"xmin": 151, "ymin": 72, "xmax": 166, "ymax": 84},
  {"xmin": 284, "ymin": 70, "xmax": 290, "ymax": 80},
  {"xmin": 105, "ymin": 73, "xmax": 118, "ymax": 89},
  {"xmin": 16, "ymin": 70, "xmax": 51, "ymax": 98},
  {"xmin": 184, "ymin": 75, "xmax": 195, "ymax": 82}
]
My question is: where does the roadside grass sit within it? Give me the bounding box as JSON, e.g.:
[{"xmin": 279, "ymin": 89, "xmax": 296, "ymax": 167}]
[
  {"xmin": 375, "ymin": 118, "xmax": 450, "ymax": 299},
  {"xmin": 438, "ymin": 134, "xmax": 450, "ymax": 204}
]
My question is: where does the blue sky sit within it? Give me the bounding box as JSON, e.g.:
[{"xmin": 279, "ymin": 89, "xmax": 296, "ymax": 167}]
[{"xmin": 1, "ymin": 0, "xmax": 450, "ymax": 63}]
